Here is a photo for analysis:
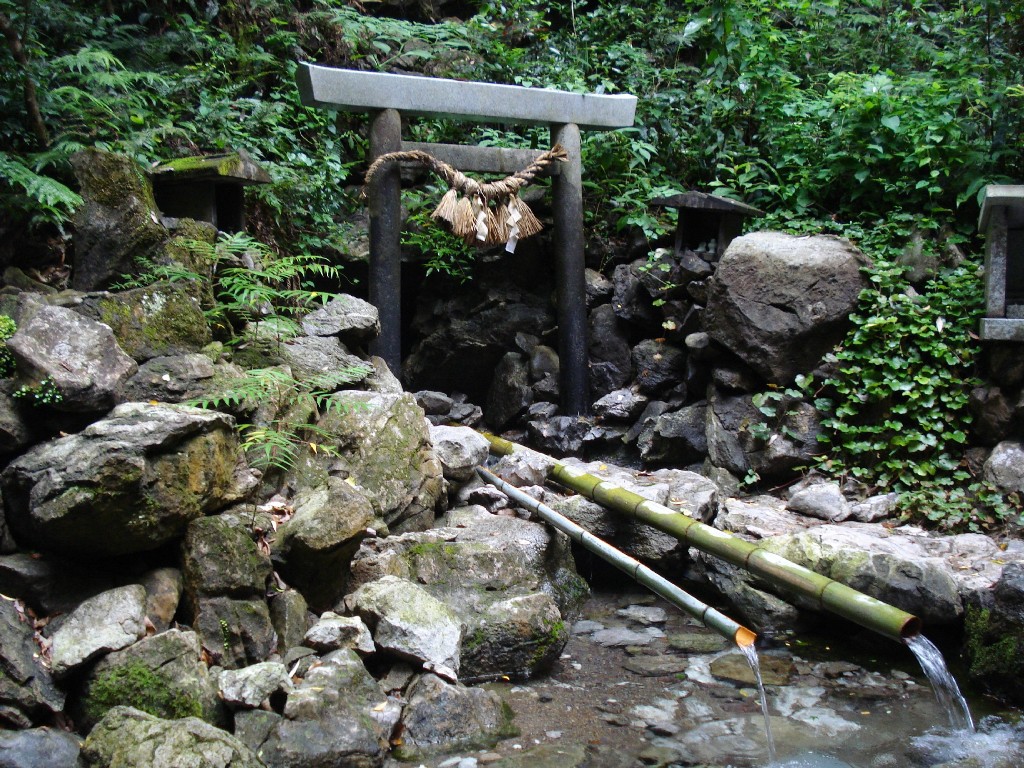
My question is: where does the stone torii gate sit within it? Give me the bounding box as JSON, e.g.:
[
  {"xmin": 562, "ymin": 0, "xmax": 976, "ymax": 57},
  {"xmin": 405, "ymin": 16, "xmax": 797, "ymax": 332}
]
[{"xmin": 297, "ymin": 63, "xmax": 636, "ymax": 414}]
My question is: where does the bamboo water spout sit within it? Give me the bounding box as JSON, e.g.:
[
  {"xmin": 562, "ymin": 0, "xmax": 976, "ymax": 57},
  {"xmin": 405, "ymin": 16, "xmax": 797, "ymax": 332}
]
[
  {"xmin": 481, "ymin": 433, "xmax": 922, "ymax": 642},
  {"xmin": 476, "ymin": 467, "xmax": 757, "ymax": 648}
]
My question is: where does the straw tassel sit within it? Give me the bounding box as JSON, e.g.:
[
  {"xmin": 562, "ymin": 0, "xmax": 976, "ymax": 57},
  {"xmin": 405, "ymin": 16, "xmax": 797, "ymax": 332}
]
[
  {"xmin": 511, "ymin": 195, "xmax": 543, "ymax": 239},
  {"xmin": 451, "ymin": 195, "xmax": 477, "ymax": 240},
  {"xmin": 431, "ymin": 187, "xmax": 459, "ymax": 227}
]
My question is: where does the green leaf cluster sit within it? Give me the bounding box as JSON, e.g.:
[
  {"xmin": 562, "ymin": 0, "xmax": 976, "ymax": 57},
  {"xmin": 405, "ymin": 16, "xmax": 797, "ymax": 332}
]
[{"xmin": 0, "ymin": 314, "xmax": 15, "ymax": 377}]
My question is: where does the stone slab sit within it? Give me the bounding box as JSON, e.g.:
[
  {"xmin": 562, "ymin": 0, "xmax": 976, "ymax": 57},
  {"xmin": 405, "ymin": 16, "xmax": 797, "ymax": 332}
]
[
  {"xmin": 297, "ymin": 63, "xmax": 636, "ymax": 129},
  {"xmin": 979, "ymin": 184, "xmax": 1024, "ymax": 230}
]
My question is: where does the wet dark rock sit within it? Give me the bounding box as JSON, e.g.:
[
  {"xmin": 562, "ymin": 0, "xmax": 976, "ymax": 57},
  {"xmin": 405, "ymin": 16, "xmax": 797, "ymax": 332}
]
[
  {"xmin": 593, "ymin": 388, "xmax": 648, "ymax": 422},
  {"xmin": 585, "ymin": 267, "xmax": 614, "ymax": 307},
  {"xmin": 969, "ymin": 386, "xmax": 1017, "ymax": 445},
  {"xmin": 71, "ymin": 148, "xmax": 166, "ymax": 291},
  {"xmin": 415, "ymin": 390, "xmax": 454, "ymax": 416},
  {"xmin": 192, "ymin": 595, "xmax": 277, "ymax": 670},
  {"xmin": 527, "ymin": 415, "xmax": 590, "ymax": 456},
  {"xmin": 711, "ymin": 359, "xmax": 763, "ymax": 393},
  {"xmin": 531, "ymin": 372, "xmax": 560, "ymax": 403},
  {"xmin": 528, "ymin": 344, "xmax": 559, "ymax": 382},
  {"xmin": 588, "ymin": 302, "xmax": 633, "ymax": 399},
  {"xmin": 964, "ymin": 562, "xmax": 1024, "ymax": 705},
  {"xmin": 272, "ymin": 475, "xmax": 375, "ymax": 612},
  {"xmin": 398, "ymin": 673, "xmax": 514, "ymax": 756},
  {"xmin": 611, "ymin": 262, "xmax": 661, "ymax": 331},
  {"xmin": 403, "ymin": 285, "xmax": 553, "ymax": 405},
  {"xmin": 622, "ymin": 655, "xmax": 689, "ymax": 677},
  {"xmin": 486, "ymin": 352, "xmax": 532, "ymax": 431},
  {"xmin": 705, "ymin": 232, "xmax": 869, "ymax": 384},
  {"xmin": 639, "ymin": 402, "xmax": 707, "ymax": 466},
  {"xmin": 709, "ymin": 652, "xmax": 795, "ymax": 685},
  {"xmin": 631, "ymin": 339, "xmax": 686, "ymax": 396},
  {"xmin": 0, "ymin": 600, "xmax": 64, "ymax": 727},
  {"xmin": 0, "ymin": 728, "xmax": 82, "ymax": 768},
  {"xmin": 0, "ymin": 553, "xmax": 115, "ymax": 615}
]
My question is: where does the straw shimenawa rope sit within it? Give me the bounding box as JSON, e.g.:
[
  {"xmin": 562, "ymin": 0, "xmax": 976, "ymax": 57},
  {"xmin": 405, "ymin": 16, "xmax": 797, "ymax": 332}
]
[{"xmin": 362, "ymin": 144, "xmax": 568, "ymax": 250}]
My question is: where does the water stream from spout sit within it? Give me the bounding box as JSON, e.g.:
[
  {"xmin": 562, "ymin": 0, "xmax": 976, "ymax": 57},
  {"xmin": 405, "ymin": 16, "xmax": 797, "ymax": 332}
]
[
  {"xmin": 738, "ymin": 640, "xmax": 776, "ymax": 763},
  {"xmin": 904, "ymin": 634, "xmax": 974, "ymax": 732}
]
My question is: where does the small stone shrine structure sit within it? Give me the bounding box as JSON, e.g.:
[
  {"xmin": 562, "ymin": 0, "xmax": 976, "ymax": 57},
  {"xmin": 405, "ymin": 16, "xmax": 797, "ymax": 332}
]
[
  {"xmin": 150, "ymin": 149, "xmax": 271, "ymax": 233},
  {"xmin": 979, "ymin": 185, "xmax": 1024, "ymax": 341}
]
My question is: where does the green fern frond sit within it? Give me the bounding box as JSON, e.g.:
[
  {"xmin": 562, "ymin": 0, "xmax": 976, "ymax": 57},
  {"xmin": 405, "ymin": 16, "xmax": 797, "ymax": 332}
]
[{"xmin": 0, "ymin": 151, "xmax": 82, "ymax": 227}]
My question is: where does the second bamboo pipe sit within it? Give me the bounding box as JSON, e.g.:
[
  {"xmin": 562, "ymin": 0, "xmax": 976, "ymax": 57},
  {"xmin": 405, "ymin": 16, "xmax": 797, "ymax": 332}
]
[{"xmin": 482, "ymin": 433, "xmax": 921, "ymax": 642}]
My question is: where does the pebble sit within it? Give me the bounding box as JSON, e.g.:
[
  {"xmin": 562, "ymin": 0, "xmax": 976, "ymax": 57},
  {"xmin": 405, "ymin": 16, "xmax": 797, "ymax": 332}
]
[{"xmin": 477, "ymin": 754, "xmax": 502, "ymax": 765}]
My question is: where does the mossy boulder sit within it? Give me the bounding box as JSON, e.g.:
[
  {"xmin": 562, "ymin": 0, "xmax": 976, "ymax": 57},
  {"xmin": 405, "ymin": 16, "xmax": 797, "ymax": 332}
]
[
  {"xmin": 295, "ymin": 391, "xmax": 443, "ymax": 533},
  {"xmin": 1, "ymin": 403, "xmax": 246, "ymax": 557},
  {"xmin": 78, "ymin": 283, "xmax": 211, "ymax": 363},
  {"xmin": 272, "ymin": 476, "xmax": 377, "ymax": 613},
  {"xmin": 75, "ymin": 629, "xmax": 219, "ymax": 731},
  {"xmin": 350, "ymin": 508, "xmax": 588, "ymax": 681},
  {"xmin": 71, "ymin": 148, "xmax": 167, "ymax": 291},
  {"xmin": 964, "ymin": 562, "xmax": 1024, "ymax": 705},
  {"xmin": 181, "ymin": 515, "xmax": 272, "ymax": 600},
  {"xmin": 81, "ymin": 706, "xmax": 264, "ymax": 768}
]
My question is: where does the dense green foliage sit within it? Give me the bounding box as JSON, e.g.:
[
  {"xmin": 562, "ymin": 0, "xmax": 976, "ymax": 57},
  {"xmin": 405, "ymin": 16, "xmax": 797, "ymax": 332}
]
[
  {"xmin": 0, "ymin": 314, "xmax": 15, "ymax": 377},
  {"xmin": 1, "ymin": 0, "xmax": 1021, "ymax": 529}
]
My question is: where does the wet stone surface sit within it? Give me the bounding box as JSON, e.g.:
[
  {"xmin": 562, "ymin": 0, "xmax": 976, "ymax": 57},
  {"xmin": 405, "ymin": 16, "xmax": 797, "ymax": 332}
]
[{"xmin": 385, "ymin": 591, "xmax": 1024, "ymax": 768}]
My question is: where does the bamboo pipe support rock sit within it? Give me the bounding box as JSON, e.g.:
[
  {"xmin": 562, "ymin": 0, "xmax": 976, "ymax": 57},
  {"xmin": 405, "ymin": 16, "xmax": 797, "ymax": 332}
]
[
  {"xmin": 480, "ymin": 432, "xmax": 922, "ymax": 642},
  {"xmin": 476, "ymin": 467, "xmax": 756, "ymax": 648}
]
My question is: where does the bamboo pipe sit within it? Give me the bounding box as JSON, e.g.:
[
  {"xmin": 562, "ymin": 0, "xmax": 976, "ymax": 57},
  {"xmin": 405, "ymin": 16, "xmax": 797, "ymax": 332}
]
[
  {"xmin": 476, "ymin": 467, "xmax": 757, "ymax": 648},
  {"xmin": 480, "ymin": 433, "xmax": 922, "ymax": 642}
]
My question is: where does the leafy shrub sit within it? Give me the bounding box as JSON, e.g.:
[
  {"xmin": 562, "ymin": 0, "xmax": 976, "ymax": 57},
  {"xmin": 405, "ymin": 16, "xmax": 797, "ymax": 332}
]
[{"xmin": 0, "ymin": 315, "xmax": 15, "ymax": 377}]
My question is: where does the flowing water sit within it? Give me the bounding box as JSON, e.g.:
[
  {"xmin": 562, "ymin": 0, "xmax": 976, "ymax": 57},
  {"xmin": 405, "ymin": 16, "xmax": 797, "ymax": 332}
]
[
  {"xmin": 904, "ymin": 633, "xmax": 975, "ymax": 732},
  {"xmin": 739, "ymin": 639, "xmax": 777, "ymax": 764}
]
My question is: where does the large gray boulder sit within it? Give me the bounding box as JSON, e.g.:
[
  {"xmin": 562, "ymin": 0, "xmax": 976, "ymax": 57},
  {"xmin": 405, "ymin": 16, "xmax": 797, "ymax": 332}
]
[
  {"xmin": 345, "ymin": 575, "xmax": 462, "ymax": 679},
  {"xmin": 76, "ymin": 284, "xmax": 211, "ymax": 363},
  {"xmin": 75, "ymin": 629, "xmax": 220, "ymax": 730},
  {"xmin": 349, "ymin": 508, "xmax": 588, "ymax": 681},
  {"xmin": 6, "ymin": 302, "xmax": 137, "ymax": 412},
  {"xmin": 71, "ymin": 148, "xmax": 166, "ymax": 291},
  {"xmin": 301, "ymin": 294, "xmax": 381, "ymax": 346},
  {"xmin": 705, "ymin": 232, "xmax": 869, "ymax": 384},
  {"xmin": 299, "ymin": 391, "xmax": 442, "ymax": 533},
  {"xmin": 272, "ymin": 476, "xmax": 377, "ymax": 612},
  {"xmin": 81, "ymin": 706, "xmax": 264, "ymax": 768},
  {"xmin": 0, "ymin": 600, "xmax": 64, "ymax": 727},
  {"xmin": 278, "ymin": 335, "xmax": 371, "ymax": 385},
  {"xmin": 49, "ymin": 585, "xmax": 148, "ymax": 679},
  {"xmin": 254, "ymin": 649, "xmax": 400, "ymax": 768},
  {"xmin": 397, "ymin": 673, "xmax": 513, "ymax": 758},
  {"xmin": 1, "ymin": 403, "xmax": 249, "ymax": 557},
  {"xmin": 428, "ymin": 424, "xmax": 490, "ymax": 483}
]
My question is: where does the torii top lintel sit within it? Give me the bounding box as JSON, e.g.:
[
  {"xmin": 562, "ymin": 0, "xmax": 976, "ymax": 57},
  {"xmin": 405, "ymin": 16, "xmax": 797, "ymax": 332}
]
[{"xmin": 297, "ymin": 63, "xmax": 637, "ymax": 130}]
